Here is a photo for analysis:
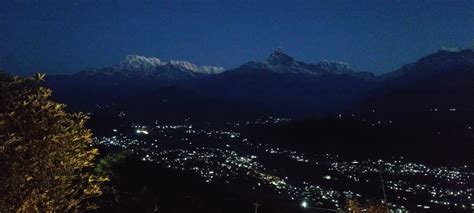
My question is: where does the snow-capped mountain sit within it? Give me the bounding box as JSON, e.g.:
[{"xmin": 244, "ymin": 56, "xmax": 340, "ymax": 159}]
[
  {"xmin": 239, "ymin": 48, "xmax": 366, "ymax": 77},
  {"xmin": 116, "ymin": 55, "xmax": 164, "ymax": 72},
  {"xmin": 117, "ymin": 54, "xmax": 225, "ymax": 74},
  {"xmin": 77, "ymin": 54, "xmax": 225, "ymax": 80},
  {"xmin": 46, "ymin": 48, "xmax": 474, "ymax": 120},
  {"xmin": 167, "ymin": 60, "xmax": 225, "ymax": 74},
  {"xmin": 178, "ymin": 48, "xmax": 378, "ymax": 117}
]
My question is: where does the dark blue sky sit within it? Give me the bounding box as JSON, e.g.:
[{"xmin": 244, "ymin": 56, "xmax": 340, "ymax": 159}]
[{"xmin": 1, "ymin": 0, "xmax": 473, "ymax": 75}]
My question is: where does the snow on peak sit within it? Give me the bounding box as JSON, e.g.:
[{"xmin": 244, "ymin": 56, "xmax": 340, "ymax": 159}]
[
  {"xmin": 439, "ymin": 47, "xmax": 462, "ymax": 53},
  {"xmin": 316, "ymin": 60, "xmax": 352, "ymax": 73},
  {"xmin": 118, "ymin": 55, "xmax": 164, "ymax": 72},
  {"xmin": 169, "ymin": 60, "xmax": 201, "ymax": 71},
  {"xmin": 259, "ymin": 48, "xmax": 354, "ymax": 75},
  {"xmin": 199, "ymin": 66, "xmax": 226, "ymax": 74},
  {"xmin": 116, "ymin": 55, "xmax": 224, "ymax": 74},
  {"xmin": 273, "ymin": 47, "xmax": 285, "ymax": 54},
  {"xmin": 266, "ymin": 48, "xmax": 295, "ymax": 65},
  {"xmin": 168, "ymin": 60, "xmax": 225, "ymax": 74}
]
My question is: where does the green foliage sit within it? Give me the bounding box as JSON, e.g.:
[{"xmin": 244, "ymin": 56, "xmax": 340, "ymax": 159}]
[
  {"xmin": 94, "ymin": 153, "xmax": 127, "ymax": 177},
  {"xmin": 0, "ymin": 71, "xmax": 107, "ymax": 212}
]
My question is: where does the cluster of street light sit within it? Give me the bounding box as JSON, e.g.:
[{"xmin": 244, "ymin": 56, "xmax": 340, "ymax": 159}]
[{"xmin": 94, "ymin": 120, "xmax": 473, "ymax": 212}]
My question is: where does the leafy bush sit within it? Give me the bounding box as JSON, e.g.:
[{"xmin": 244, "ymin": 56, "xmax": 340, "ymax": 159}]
[{"xmin": 0, "ymin": 72, "xmax": 107, "ymax": 212}]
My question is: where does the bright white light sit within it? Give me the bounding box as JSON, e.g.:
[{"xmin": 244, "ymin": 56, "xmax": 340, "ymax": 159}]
[
  {"xmin": 323, "ymin": 175, "xmax": 332, "ymax": 180},
  {"xmin": 136, "ymin": 129, "xmax": 149, "ymax": 135},
  {"xmin": 301, "ymin": 201, "xmax": 308, "ymax": 208}
]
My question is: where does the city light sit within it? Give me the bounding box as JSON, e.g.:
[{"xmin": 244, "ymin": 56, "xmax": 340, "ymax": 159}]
[
  {"xmin": 93, "ymin": 118, "xmax": 473, "ymax": 212},
  {"xmin": 301, "ymin": 201, "xmax": 308, "ymax": 208},
  {"xmin": 136, "ymin": 129, "xmax": 149, "ymax": 135}
]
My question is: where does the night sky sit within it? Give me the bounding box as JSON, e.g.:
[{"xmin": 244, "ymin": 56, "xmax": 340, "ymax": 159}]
[{"xmin": 1, "ymin": 0, "xmax": 473, "ymax": 75}]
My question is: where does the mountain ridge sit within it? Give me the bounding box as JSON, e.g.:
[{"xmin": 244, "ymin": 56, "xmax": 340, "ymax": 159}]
[
  {"xmin": 75, "ymin": 54, "xmax": 225, "ymax": 81},
  {"xmin": 44, "ymin": 48, "xmax": 474, "ymax": 120},
  {"xmin": 71, "ymin": 48, "xmax": 375, "ymax": 82},
  {"xmin": 235, "ymin": 48, "xmax": 374, "ymax": 80}
]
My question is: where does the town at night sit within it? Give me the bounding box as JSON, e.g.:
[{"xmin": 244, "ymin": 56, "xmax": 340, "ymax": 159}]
[{"xmin": 1, "ymin": 0, "xmax": 473, "ymax": 212}]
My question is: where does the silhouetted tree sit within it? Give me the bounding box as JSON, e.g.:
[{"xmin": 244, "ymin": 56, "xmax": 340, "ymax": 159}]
[{"xmin": 0, "ymin": 72, "xmax": 107, "ymax": 212}]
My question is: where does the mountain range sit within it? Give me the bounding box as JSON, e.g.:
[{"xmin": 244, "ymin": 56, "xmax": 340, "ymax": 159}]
[
  {"xmin": 76, "ymin": 54, "xmax": 225, "ymax": 81},
  {"xmin": 69, "ymin": 48, "xmax": 373, "ymax": 82},
  {"xmin": 46, "ymin": 48, "xmax": 474, "ymax": 122}
]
